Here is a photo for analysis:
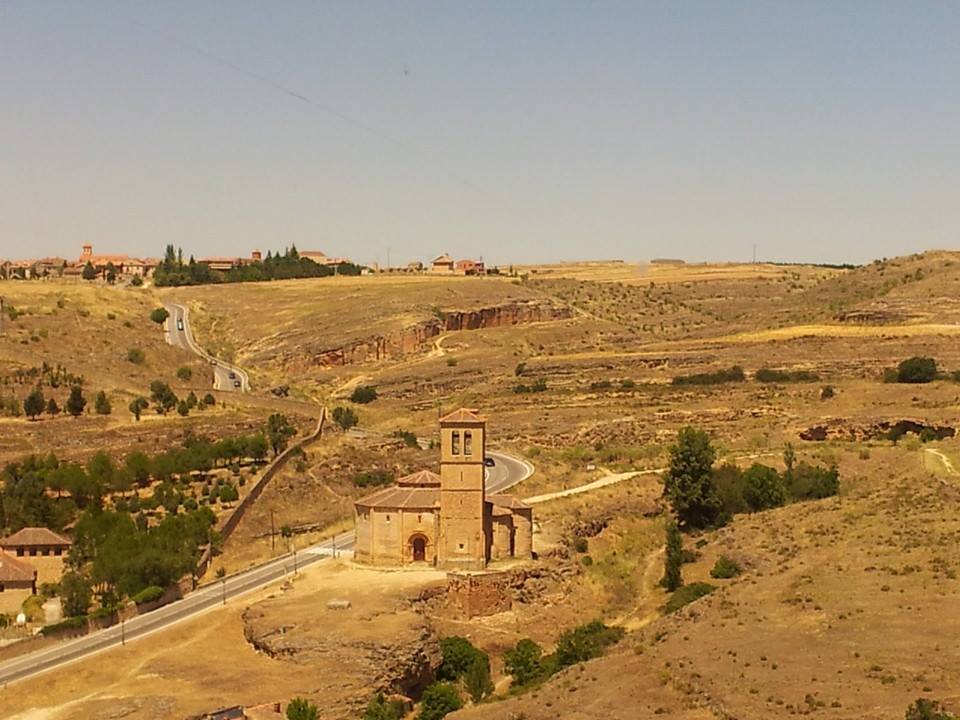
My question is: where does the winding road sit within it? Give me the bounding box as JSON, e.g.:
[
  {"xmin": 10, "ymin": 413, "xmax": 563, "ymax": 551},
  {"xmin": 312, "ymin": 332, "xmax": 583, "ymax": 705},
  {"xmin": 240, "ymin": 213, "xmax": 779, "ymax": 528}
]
[
  {"xmin": 0, "ymin": 452, "xmax": 533, "ymax": 687},
  {"xmin": 164, "ymin": 302, "xmax": 249, "ymax": 392}
]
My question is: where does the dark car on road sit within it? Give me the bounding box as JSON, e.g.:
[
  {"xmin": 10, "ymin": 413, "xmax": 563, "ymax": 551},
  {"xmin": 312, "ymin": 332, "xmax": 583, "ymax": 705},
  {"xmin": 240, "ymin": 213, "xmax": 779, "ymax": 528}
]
[
  {"xmin": 229, "ymin": 371, "xmax": 237, "ymax": 380},
  {"xmin": 233, "ymin": 380, "xmax": 242, "ymax": 388},
  {"xmin": 484, "ymin": 457, "xmax": 495, "ymax": 467}
]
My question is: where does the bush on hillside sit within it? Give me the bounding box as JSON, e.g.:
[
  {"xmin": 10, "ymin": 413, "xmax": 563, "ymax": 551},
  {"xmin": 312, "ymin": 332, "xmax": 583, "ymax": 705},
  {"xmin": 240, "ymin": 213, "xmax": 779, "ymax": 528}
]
[
  {"xmin": 672, "ymin": 366, "xmax": 745, "ymax": 386},
  {"xmin": 332, "ymin": 406, "xmax": 358, "ymax": 430},
  {"xmin": 555, "ymin": 620, "xmax": 625, "ymax": 668},
  {"xmin": 742, "ymin": 463, "xmax": 787, "ymax": 511},
  {"xmin": 894, "ymin": 357, "xmax": 938, "ymax": 384},
  {"xmin": 786, "ymin": 462, "xmax": 839, "ymax": 500},
  {"xmin": 756, "ymin": 368, "xmax": 820, "ymax": 383},
  {"xmin": 350, "ymin": 385, "xmax": 378, "ymax": 404},
  {"xmin": 416, "ymin": 683, "xmax": 462, "ymax": 720},
  {"xmin": 664, "ymin": 582, "xmax": 716, "ymax": 614},
  {"xmin": 710, "ymin": 555, "xmax": 742, "ymax": 579},
  {"xmin": 353, "ymin": 470, "xmax": 393, "ymax": 488},
  {"xmin": 131, "ymin": 585, "xmax": 165, "ymax": 605},
  {"xmin": 504, "ymin": 638, "xmax": 544, "ymax": 687},
  {"xmin": 149, "ymin": 307, "xmax": 169, "ymax": 324}
]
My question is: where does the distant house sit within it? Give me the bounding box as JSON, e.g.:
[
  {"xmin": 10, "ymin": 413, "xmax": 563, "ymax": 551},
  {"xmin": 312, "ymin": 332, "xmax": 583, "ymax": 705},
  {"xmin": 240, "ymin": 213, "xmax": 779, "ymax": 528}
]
[
  {"xmin": 455, "ymin": 259, "xmax": 485, "ymax": 276},
  {"xmin": 407, "ymin": 261, "xmax": 424, "ymax": 272},
  {"xmin": 431, "ymin": 254, "xmax": 455, "ymax": 273},
  {"xmin": 34, "ymin": 257, "xmax": 67, "ymax": 278},
  {"xmin": 197, "ymin": 256, "xmax": 243, "ymax": 272},
  {"xmin": 0, "ymin": 527, "xmax": 72, "ymax": 585},
  {"xmin": 0, "ymin": 551, "xmax": 37, "ymax": 615}
]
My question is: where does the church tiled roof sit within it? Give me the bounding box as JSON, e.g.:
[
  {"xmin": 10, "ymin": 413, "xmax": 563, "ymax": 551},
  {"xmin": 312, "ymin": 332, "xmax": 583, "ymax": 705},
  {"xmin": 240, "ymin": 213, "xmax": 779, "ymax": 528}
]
[
  {"xmin": 438, "ymin": 408, "xmax": 485, "ymax": 424},
  {"xmin": 397, "ymin": 470, "xmax": 441, "ymax": 487},
  {"xmin": 487, "ymin": 494, "xmax": 531, "ymax": 511},
  {"xmin": 355, "ymin": 486, "xmax": 440, "ymax": 510}
]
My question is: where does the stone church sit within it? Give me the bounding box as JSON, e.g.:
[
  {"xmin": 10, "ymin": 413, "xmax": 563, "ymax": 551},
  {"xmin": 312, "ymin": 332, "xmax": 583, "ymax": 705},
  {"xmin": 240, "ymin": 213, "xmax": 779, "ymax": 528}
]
[{"xmin": 353, "ymin": 409, "xmax": 533, "ymax": 569}]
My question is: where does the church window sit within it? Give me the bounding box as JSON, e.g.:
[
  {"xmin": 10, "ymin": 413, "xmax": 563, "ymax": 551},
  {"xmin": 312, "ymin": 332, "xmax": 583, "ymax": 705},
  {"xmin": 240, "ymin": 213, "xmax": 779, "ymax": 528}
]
[
  {"xmin": 458, "ymin": 542, "xmax": 465, "ymax": 551},
  {"xmin": 464, "ymin": 431, "xmax": 473, "ymax": 455},
  {"xmin": 385, "ymin": 515, "xmax": 391, "ymax": 523},
  {"xmin": 451, "ymin": 431, "xmax": 461, "ymax": 455}
]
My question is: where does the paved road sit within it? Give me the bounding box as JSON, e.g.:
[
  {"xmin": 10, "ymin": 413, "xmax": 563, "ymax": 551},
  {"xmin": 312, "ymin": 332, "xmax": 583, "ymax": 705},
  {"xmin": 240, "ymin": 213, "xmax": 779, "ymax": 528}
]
[
  {"xmin": 0, "ymin": 531, "xmax": 356, "ymax": 687},
  {"xmin": 0, "ymin": 453, "xmax": 531, "ymax": 687},
  {"xmin": 164, "ymin": 303, "xmax": 249, "ymax": 392}
]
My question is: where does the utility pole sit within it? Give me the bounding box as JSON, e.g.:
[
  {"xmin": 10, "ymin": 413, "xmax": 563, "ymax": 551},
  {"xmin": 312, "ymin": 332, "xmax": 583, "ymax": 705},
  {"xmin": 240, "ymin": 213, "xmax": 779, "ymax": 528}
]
[
  {"xmin": 752, "ymin": 244, "xmax": 757, "ymax": 264},
  {"xmin": 221, "ymin": 576, "xmax": 227, "ymax": 606},
  {"xmin": 332, "ymin": 533, "xmax": 337, "ymax": 559}
]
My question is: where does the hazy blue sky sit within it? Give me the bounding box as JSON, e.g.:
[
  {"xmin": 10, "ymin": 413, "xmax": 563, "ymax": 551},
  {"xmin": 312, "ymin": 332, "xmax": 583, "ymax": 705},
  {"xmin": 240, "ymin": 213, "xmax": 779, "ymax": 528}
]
[{"xmin": 2, "ymin": 1, "xmax": 959, "ymax": 265}]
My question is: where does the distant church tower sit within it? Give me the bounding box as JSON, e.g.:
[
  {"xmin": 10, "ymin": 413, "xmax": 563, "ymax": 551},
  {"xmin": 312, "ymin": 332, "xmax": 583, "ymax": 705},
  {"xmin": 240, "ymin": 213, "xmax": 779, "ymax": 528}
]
[{"xmin": 437, "ymin": 409, "xmax": 487, "ymax": 570}]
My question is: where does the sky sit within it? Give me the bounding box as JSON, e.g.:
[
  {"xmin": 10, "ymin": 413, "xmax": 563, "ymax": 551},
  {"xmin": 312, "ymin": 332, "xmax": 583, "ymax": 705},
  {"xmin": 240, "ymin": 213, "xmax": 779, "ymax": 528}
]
[{"xmin": 1, "ymin": 1, "xmax": 959, "ymax": 266}]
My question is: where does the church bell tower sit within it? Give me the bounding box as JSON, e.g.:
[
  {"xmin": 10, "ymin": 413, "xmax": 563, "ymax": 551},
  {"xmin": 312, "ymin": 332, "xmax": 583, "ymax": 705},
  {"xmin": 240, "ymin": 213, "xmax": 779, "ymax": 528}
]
[{"xmin": 437, "ymin": 408, "xmax": 487, "ymax": 570}]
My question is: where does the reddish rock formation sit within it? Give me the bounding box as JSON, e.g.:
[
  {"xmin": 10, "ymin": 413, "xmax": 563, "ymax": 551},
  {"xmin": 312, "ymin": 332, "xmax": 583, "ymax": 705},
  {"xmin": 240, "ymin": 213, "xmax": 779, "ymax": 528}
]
[{"xmin": 314, "ymin": 300, "xmax": 572, "ymax": 367}]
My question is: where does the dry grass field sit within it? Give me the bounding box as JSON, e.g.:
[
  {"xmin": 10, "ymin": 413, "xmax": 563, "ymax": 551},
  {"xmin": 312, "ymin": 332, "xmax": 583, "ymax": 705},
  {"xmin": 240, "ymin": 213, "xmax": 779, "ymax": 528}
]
[{"xmin": 5, "ymin": 251, "xmax": 960, "ymax": 718}]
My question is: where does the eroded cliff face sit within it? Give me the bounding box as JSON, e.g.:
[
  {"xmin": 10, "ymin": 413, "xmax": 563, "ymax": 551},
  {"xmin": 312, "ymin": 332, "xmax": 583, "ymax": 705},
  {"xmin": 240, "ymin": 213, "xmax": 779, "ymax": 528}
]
[
  {"xmin": 313, "ymin": 299, "xmax": 572, "ymax": 367},
  {"xmin": 243, "ymin": 601, "xmax": 441, "ymax": 719}
]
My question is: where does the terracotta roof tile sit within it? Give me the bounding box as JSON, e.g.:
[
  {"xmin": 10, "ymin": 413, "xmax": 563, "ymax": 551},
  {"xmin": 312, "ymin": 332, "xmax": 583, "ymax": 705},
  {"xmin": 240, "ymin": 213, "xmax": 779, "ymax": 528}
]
[
  {"xmin": 355, "ymin": 486, "xmax": 440, "ymax": 510},
  {"xmin": 1, "ymin": 527, "xmax": 72, "ymax": 547},
  {"xmin": 487, "ymin": 494, "xmax": 531, "ymax": 511},
  {"xmin": 397, "ymin": 470, "xmax": 441, "ymax": 487},
  {"xmin": 0, "ymin": 551, "xmax": 37, "ymax": 583},
  {"xmin": 439, "ymin": 408, "xmax": 485, "ymax": 424}
]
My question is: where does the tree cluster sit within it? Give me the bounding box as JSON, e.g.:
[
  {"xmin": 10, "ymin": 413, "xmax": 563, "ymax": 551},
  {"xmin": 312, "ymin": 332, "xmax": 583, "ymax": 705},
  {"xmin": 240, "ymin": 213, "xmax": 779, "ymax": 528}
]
[
  {"xmin": 663, "ymin": 429, "xmax": 839, "ymax": 530},
  {"xmin": 152, "ymin": 244, "xmax": 364, "ymax": 287}
]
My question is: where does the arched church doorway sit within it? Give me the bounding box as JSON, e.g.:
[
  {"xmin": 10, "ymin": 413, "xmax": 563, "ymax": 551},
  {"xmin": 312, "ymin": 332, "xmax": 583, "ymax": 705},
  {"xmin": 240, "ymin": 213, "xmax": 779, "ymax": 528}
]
[{"xmin": 411, "ymin": 535, "xmax": 427, "ymax": 562}]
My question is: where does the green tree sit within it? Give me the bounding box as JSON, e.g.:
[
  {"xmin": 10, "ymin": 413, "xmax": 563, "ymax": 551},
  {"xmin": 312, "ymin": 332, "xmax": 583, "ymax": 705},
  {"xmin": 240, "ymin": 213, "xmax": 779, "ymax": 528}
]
[
  {"xmin": 126, "ymin": 347, "xmax": 145, "ymax": 364},
  {"xmin": 555, "ymin": 620, "xmax": 625, "ymax": 668},
  {"xmin": 417, "ymin": 683, "xmax": 462, "ymax": 720},
  {"xmin": 905, "ymin": 698, "xmax": 958, "ymax": 720},
  {"xmin": 286, "ymin": 697, "xmax": 319, "ymax": 720},
  {"xmin": 464, "ymin": 654, "xmax": 493, "ymax": 702},
  {"xmin": 350, "ymin": 385, "xmax": 378, "ymax": 404},
  {"xmin": 332, "ymin": 406, "xmax": 358, "ymax": 431},
  {"xmin": 663, "ymin": 427, "xmax": 719, "ymax": 529},
  {"xmin": 503, "ymin": 638, "xmax": 543, "ymax": 686},
  {"xmin": 66, "ymin": 385, "xmax": 86, "ymax": 418},
  {"xmin": 60, "ymin": 571, "xmax": 92, "ymax": 617},
  {"xmin": 150, "ymin": 307, "xmax": 170, "ymax": 324},
  {"xmin": 81, "ymin": 261, "xmax": 97, "ymax": 281},
  {"xmin": 266, "ymin": 413, "xmax": 296, "ymax": 455},
  {"xmin": 661, "ymin": 520, "xmax": 683, "ymax": 591},
  {"xmin": 176, "ymin": 366, "xmax": 193, "ymax": 381},
  {"xmin": 128, "ymin": 396, "xmax": 149, "ymax": 421},
  {"xmin": 783, "ymin": 442, "xmax": 796, "ymax": 483},
  {"xmin": 741, "ymin": 463, "xmax": 787, "ymax": 511},
  {"xmin": 46, "ymin": 397, "xmax": 60, "ymax": 417},
  {"xmin": 94, "ymin": 390, "xmax": 112, "ymax": 415},
  {"xmin": 896, "ymin": 357, "xmax": 938, "ymax": 383},
  {"xmin": 23, "ymin": 387, "xmax": 45, "ymax": 420},
  {"xmin": 438, "ymin": 636, "xmax": 485, "ymax": 680},
  {"xmin": 363, "ymin": 694, "xmax": 405, "ymax": 720},
  {"xmin": 124, "ymin": 451, "xmax": 152, "ymax": 487},
  {"xmin": 149, "ymin": 380, "xmax": 178, "ymax": 415},
  {"xmin": 177, "ymin": 400, "xmax": 190, "ymax": 417}
]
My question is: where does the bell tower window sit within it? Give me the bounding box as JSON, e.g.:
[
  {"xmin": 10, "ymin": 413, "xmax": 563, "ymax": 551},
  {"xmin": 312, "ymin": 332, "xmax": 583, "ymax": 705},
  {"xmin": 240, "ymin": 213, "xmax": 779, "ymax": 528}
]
[
  {"xmin": 451, "ymin": 431, "xmax": 461, "ymax": 455},
  {"xmin": 464, "ymin": 430, "xmax": 473, "ymax": 456}
]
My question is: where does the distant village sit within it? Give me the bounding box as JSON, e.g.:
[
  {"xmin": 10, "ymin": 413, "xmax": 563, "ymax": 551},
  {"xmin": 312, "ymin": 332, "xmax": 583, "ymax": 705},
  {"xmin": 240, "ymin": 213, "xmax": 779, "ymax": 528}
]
[{"xmin": 0, "ymin": 244, "xmax": 498, "ymax": 282}]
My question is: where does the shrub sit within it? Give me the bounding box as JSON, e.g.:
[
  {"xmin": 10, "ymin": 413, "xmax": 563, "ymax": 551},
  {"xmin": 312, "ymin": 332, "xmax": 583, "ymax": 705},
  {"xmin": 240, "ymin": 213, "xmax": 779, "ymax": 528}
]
[
  {"xmin": 219, "ymin": 484, "xmax": 239, "ymax": 502},
  {"xmin": 710, "ymin": 555, "xmax": 742, "ymax": 579},
  {"xmin": 130, "ymin": 275, "xmax": 143, "ymax": 287},
  {"xmin": 672, "ymin": 366, "xmax": 745, "ymax": 386},
  {"xmin": 663, "ymin": 582, "xmax": 716, "ymax": 614},
  {"xmin": 286, "ymin": 698, "xmax": 319, "ymax": 720},
  {"xmin": 589, "ymin": 380, "xmax": 612, "ymax": 391},
  {"xmin": 126, "ymin": 347, "xmax": 145, "ymax": 364},
  {"xmin": 149, "ymin": 307, "xmax": 170, "ymax": 324},
  {"xmin": 176, "ymin": 366, "xmax": 193, "ymax": 381},
  {"xmin": 712, "ymin": 463, "xmax": 747, "ymax": 519},
  {"xmin": 417, "ymin": 683, "xmax": 462, "ymax": 720},
  {"xmin": 363, "ymin": 694, "xmax": 406, "ymax": 720},
  {"xmin": 513, "ymin": 378, "xmax": 548, "ymax": 394},
  {"xmin": 332, "ymin": 406, "xmax": 359, "ymax": 430},
  {"xmin": 350, "ymin": 385, "xmax": 378, "ymax": 404},
  {"xmin": 895, "ymin": 357, "xmax": 938, "ymax": 383},
  {"xmin": 94, "ymin": 390, "xmax": 112, "ymax": 415},
  {"xmin": 905, "ymin": 698, "xmax": 958, "ymax": 720},
  {"xmin": 394, "ymin": 429, "xmax": 419, "ymax": 447},
  {"xmin": 438, "ymin": 636, "xmax": 486, "ymax": 681},
  {"xmin": 572, "ymin": 536, "xmax": 588, "ymax": 553},
  {"xmin": 131, "ymin": 585, "xmax": 165, "ymax": 605},
  {"xmin": 755, "ymin": 368, "xmax": 820, "ymax": 383},
  {"xmin": 620, "ymin": 378, "xmax": 636, "ymax": 389},
  {"xmin": 787, "ymin": 462, "xmax": 839, "ymax": 500},
  {"xmin": 504, "ymin": 638, "xmax": 544, "ymax": 687},
  {"xmin": 353, "ymin": 470, "xmax": 394, "ymax": 488},
  {"xmin": 40, "ymin": 615, "xmax": 88, "ymax": 636},
  {"xmin": 742, "ymin": 463, "xmax": 787, "ymax": 511},
  {"xmin": 820, "ymin": 385, "xmax": 835, "ymax": 400},
  {"xmin": 555, "ymin": 620, "xmax": 625, "ymax": 668}
]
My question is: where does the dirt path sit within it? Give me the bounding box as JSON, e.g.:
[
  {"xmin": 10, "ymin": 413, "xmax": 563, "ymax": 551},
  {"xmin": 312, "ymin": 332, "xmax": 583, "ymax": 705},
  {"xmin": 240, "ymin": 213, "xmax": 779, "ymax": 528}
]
[
  {"xmin": 924, "ymin": 447, "xmax": 957, "ymax": 474},
  {"xmin": 524, "ymin": 452, "xmax": 777, "ymax": 505}
]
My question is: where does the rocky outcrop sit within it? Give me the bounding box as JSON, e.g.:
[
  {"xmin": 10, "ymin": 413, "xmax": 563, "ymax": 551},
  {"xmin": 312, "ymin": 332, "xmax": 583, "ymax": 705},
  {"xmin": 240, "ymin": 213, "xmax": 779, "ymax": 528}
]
[
  {"xmin": 242, "ymin": 603, "xmax": 440, "ymax": 715},
  {"xmin": 314, "ymin": 300, "xmax": 572, "ymax": 367}
]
